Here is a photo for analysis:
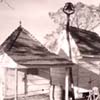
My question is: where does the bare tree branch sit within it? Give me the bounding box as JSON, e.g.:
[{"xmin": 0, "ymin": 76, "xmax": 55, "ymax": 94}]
[
  {"xmin": 44, "ymin": 2, "xmax": 100, "ymax": 49},
  {"xmin": 4, "ymin": 0, "xmax": 14, "ymax": 9},
  {"xmin": 0, "ymin": 0, "xmax": 3, "ymax": 2},
  {"xmin": 48, "ymin": 2, "xmax": 100, "ymax": 31},
  {"xmin": 0, "ymin": 0, "xmax": 14, "ymax": 9}
]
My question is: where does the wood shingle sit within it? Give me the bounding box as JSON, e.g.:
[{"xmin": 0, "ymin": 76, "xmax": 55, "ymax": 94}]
[{"xmin": 0, "ymin": 26, "xmax": 73, "ymax": 68}]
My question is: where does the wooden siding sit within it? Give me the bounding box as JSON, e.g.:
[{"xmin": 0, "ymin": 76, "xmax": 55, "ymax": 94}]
[
  {"xmin": 1, "ymin": 66, "xmax": 99, "ymax": 98},
  {"xmin": 39, "ymin": 63, "xmax": 100, "ymax": 90},
  {"xmin": 4, "ymin": 68, "xmax": 50, "ymax": 97}
]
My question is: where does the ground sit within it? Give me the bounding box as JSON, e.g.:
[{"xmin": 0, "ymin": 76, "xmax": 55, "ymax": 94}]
[{"xmin": 5, "ymin": 94, "xmax": 49, "ymax": 100}]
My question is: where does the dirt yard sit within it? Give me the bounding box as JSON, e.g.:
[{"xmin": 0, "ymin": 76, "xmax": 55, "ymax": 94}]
[{"xmin": 5, "ymin": 94, "xmax": 49, "ymax": 100}]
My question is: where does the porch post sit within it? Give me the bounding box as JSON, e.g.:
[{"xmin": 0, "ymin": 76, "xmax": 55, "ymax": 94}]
[
  {"xmin": 65, "ymin": 68, "xmax": 69, "ymax": 100},
  {"xmin": 24, "ymin": 69, "xmax": 27, "ymax": 99},
  {"xmin": 15, "ymin": 69, "xmax": 18, "ymax": 100}
]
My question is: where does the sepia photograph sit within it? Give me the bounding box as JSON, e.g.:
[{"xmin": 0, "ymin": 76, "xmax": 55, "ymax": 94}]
[{"xmin": 0, "ymin": 0, "xmax": 100, "ymax": 100}]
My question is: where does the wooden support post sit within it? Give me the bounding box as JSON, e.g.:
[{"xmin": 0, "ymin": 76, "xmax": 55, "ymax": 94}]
[
  {"xmin": 49, "ymin": 68, "xmax": 53, "ymax": 100},
  {"xmin": 24, "ymin": 69, "xmax": 27, "ymax": 94},
  {"xmin": 69, "ymin": 67, "xmax": 75, "ymax": 100},
  {"xmin": 15, "ymin": 69, "xmax": 18, "ymax": 100},
  {"xmin": 50, "ymin": 85, "xmax": 55, "ymax": 100},
  {"xmin": 0, "ymin": 82, "xmax": 4, "ymax": 100},
  {"xmin": 4, "ymin": 68, "xmax": 7, "ymax": 97},
  {"xmin": 65, "ymin": 68, "xmax": 69, "ymax": 100},
  {"xmin": 0, "ymin": 68, "xmax": 5, "ymax": 100},
  {"xmin": 24, "ymin": 69, "xmax": 27, "ymax": 100}
]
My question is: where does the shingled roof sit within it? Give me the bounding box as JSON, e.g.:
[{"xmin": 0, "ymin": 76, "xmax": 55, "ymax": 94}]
[
  {"xmin": 70, "ymin": 26, "xmax": 100, "ymax": 57},
  {"xmin": 0, "ymin": 26, "xmax": 73, "ymax": 68}
]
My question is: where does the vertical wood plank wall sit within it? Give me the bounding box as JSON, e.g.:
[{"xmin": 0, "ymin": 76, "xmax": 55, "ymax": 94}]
[{"xmin": 0, "ymin": 66, "xmax": 99, "ymax": 98}]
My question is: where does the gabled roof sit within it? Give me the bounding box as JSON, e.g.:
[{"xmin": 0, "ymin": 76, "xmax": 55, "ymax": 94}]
[
  {"xmin": 0, "ymin": 26, "xmax": 73, "ymax": 68},
  {"xmin": 70, "ymin": 26, "xmax": 100, "ymax": 56}
]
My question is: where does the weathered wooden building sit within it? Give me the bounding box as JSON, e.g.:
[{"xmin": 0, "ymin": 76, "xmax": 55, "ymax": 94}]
[
  {"xmin": 1, "ymin": 24, "xmax": 100, "ymax": 99},
  {"xmin": 70, "ymin": 27, "xmax": 100, "ymax": 96},
  {"xmin": 0, "ymin": 25, "xmax": 73, "ymax": 100},
  {"xmin": 40, "ymin": 26, "xmax": 100, "ymax": 98}
]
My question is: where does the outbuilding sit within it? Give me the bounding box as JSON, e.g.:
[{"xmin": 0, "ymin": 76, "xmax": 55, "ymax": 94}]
[{"xmin": 0, "ymin": 25, "xmax": 74, "ymax": 100}]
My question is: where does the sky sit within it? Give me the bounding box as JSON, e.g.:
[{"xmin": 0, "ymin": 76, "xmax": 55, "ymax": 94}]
[{"xmin": 0, "ymin": 0, "xmax": 100, "ymax": 44}]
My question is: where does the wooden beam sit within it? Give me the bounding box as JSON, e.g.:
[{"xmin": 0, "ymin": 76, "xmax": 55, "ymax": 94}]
[
  {"xmin": 24, "ymin": 69, "xmax": 27, "ymax": 100},
  {"xmin": 0, "ymin": 68, "xmax": 5, "ymax": 100},
  {"xmin": 24, "ymin": 69, "xmax": 27, "ymax": 94},
  {"xmin": 4, "ymin": 68, "xmax": 7, "ymax": 98},
  {"xmin": 69, "ymin": 68, "xmax": 75, "ymax": 100},
  {"xmin": 13, "ymin": 64, "xmax": 73, "ymax": 69},
  {"xmin": 65, "ymin": 68, "xmax": 69, "ymax": 100},
  {"xmin": 15, "ymin": 69, "xmax": 18, "ymax": 100}
]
